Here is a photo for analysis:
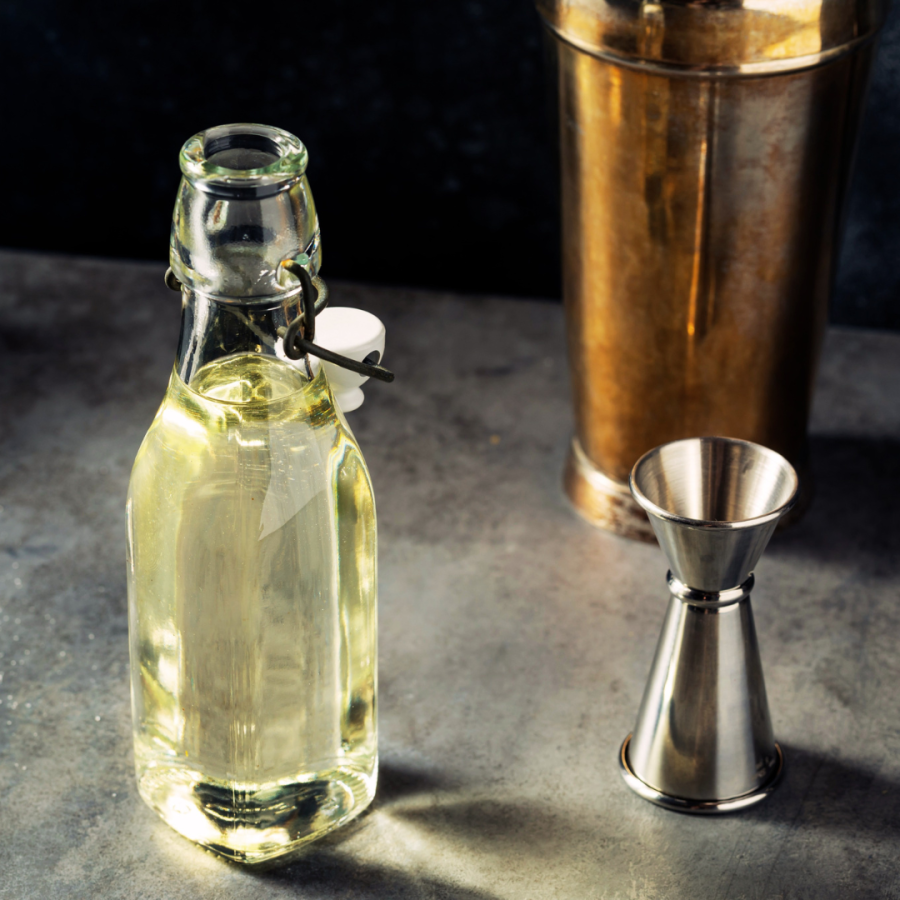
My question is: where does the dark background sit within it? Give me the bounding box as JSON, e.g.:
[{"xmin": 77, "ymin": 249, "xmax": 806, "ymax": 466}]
[{"xmin": 1, "ymin": 0, "xmax": 898, "ymax": 326}]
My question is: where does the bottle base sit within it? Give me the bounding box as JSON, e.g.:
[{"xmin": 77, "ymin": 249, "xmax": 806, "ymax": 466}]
[{"xmin": 137, "ymin": 762, "xmax": 376, "ymax": 864}]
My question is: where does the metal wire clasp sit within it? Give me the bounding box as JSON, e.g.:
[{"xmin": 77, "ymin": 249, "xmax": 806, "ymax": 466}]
[
  {"xmin": 164, "ymin": 258, "xmax": 394, "ymax": 384},
  {"xmin": 278, "ymin": 259, "xmax": 394, "ymax": 383}
]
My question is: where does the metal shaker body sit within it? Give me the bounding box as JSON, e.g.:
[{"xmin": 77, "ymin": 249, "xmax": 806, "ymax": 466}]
[{"xmin": 537, "ymin": 0, "xmax": 887, "ymax": 539}]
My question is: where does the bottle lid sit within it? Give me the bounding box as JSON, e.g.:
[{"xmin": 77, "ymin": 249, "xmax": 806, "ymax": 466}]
[{"xmin": 310, "ymin": 308, "xmax": 386, "ymax": 412}]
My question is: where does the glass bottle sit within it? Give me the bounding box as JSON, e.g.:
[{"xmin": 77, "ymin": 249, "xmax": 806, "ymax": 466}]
[{"xmin": 126, "ymin": 124, "xmax": 379, "ymax": 864}]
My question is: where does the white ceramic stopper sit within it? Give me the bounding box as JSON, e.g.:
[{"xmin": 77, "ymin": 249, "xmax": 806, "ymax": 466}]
[{"xmin": 310, "ymin": 307, "xmax": 386, "ymax": 412}]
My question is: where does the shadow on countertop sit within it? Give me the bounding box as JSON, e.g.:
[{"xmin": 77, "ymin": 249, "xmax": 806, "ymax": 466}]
[
  {"xmin": 252, "ymin": 753, "xmax": 900, "ymax": 899},
  {"xmin": 253, "ymin": 761, "xmax": 618, "ymax": 896},
  {"xmin": 262, "ymin": 854, "xmax": 500, "ymax": 900},
  {"xmin": 255, "ymin": 762, "xmax": 502, "ymax": 899},
  {"xmin": 770, "ymin": 435, "xmax": 900, "ymax": 576},
  {"xmin": 744, "ymin": 744, "xmax": 900, "ymax": 838}
]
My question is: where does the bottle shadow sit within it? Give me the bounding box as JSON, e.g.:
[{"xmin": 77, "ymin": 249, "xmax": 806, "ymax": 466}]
[
  {"xmin": 260, "ymin": 851, "xmax": 499, "ymax": 900},
  {"xmin": 251, "ymin": 761, "xmax": 502, "ymax": 898},
  {"xmin": 375, "ymin": 760, "xmax": 453, "ymax": 804},
  {"xmin": 251, "ymin": 760, "xmax": 593, "ymax": 897},
  {"xmin": 335, "ymin": 761, "xmax": 579, "ymax": 854},
  {"xmin": 247, "ymin": 751, "xmax": 900, "ymax": 897}
]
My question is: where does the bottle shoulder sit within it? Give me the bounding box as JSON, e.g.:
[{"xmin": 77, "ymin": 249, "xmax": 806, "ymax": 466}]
[{"xmin": 129, "ymin": 358, "xmax": 373, "ymax": 498}]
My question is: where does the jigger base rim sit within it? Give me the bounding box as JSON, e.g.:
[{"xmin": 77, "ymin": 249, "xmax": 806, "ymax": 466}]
[{"xmin": 618, "ymin": 734, "xmax": 784, "ymax": 814}]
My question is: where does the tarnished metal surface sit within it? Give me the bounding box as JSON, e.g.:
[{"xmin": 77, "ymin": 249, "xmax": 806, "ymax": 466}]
[
  {"xmin": 564, "ymin": 436, "xmax": 656, "ymax": 539},
  {"xmin": 540, "ymin": 0, "xmax": 886, "ymax": 536},
  {"xmin": 536, "ymin": 0, "xmax": 886, "ymax": 74}
]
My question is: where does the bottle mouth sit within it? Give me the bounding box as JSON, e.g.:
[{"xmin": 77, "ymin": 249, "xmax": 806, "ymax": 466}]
[{"xmin": 180, "ymin": 124, "xmax": 309, "ymax": 198}]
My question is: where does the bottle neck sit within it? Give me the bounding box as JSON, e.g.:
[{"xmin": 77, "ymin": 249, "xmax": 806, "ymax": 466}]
[{"xmin": 176, "ymin": 288, "xmax": 306, "ymax": 389}]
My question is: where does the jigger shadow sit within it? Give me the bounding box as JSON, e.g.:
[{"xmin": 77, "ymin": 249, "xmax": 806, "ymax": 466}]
[
  {"xmin": 773, "ymin": 435, "xmax": 900, "ymax": 575},
  {"xmin": 742, "ymin": 744, "xmax": 900, "ymax": 839}
]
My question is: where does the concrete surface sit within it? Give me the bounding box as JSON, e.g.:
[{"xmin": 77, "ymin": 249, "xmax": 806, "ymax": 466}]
[{"xmin": 0, "ymin": 249, "xmax": 898, "ymax": 899}]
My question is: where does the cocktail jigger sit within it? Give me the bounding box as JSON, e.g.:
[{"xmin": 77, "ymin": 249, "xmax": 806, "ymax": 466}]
[{"xmin": 619, "ymin": 437, "xmax": 798, "ymax": 813}]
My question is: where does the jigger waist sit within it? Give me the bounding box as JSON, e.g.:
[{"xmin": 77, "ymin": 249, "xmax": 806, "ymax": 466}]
[{"xmin": 666, "ymin": 572, "xmax": 754, "ymax": 609}]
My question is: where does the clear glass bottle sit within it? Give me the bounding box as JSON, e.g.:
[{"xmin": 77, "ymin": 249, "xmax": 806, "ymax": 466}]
[{"xmin": 126, "ymin": 124, "xmax": 378, "ymax": 864}]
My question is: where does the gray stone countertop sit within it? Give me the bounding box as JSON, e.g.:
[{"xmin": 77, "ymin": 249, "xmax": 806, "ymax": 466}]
[{"xmin": 0, "ymin": 250, "xmax": 898, "ymax": 899}]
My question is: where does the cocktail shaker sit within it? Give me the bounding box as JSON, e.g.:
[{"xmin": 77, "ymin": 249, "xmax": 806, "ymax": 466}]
[{"xmin": 537, "ymin": 0, "xmax": 887, "ymax": 539}]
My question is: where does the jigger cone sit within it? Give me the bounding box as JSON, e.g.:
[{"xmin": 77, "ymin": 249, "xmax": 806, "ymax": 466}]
[{"xmin": 620, "ymin": 437, "xmax": 798, "ymax": 813}]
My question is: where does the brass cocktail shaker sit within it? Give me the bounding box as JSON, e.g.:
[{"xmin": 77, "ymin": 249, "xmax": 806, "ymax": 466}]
[{"xmin": 537, "ymin": 0, "xmax": 887, "ymax": 539}]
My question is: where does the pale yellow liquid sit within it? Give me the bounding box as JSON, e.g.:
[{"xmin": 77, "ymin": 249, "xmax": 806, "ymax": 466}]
[{"xmin": 126, "ymin": 354, "xmax": 377, "ymax": 864}]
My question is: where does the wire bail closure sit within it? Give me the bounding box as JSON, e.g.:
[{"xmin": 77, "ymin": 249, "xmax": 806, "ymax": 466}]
[
  {"xmin": 164, "ymin": 258, "xmax": 395, "ymax": 385},
  {"xmin": 278, "ymin": 259, "xmax": 394, "ymax": 383}
]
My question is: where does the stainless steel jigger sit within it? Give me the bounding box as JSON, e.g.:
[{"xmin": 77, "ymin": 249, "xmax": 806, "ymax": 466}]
[{"xmin": 619, "ymin": 436, "xmax": 799, "ymax": 813}]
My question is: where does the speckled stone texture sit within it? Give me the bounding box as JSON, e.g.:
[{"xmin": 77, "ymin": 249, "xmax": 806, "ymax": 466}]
[{"xmin": 0, "ymin": 250, "xmax": 899, "ymax": 899}]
